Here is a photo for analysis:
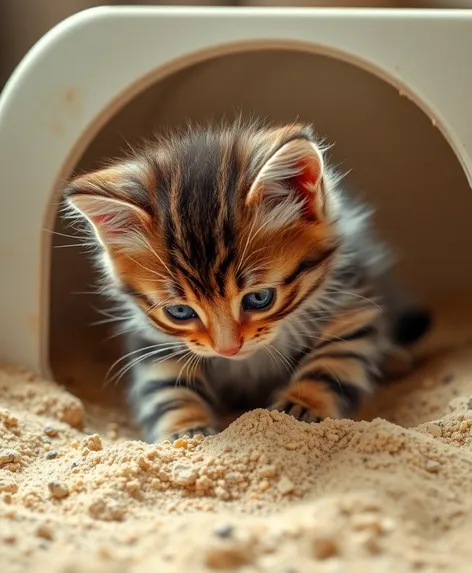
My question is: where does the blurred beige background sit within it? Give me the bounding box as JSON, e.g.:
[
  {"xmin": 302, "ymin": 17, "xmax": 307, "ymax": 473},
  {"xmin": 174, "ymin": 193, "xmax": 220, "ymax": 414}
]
[{"xmin": 1, "ymin": 0, "xmax": 472, "ymax": 89}]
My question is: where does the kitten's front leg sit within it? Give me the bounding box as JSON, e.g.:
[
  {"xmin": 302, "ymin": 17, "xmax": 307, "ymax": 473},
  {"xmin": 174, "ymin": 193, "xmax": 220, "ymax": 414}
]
[
  {"xmin": 270, "ymin": 324, "xmax": 380, "ymax": 423},
  {"xmin": 128, "ymin": 358, "xmax": 218, "ymax": 442},
  {"xmin": 271, "ymin": 373, "xmax": 360, "ymax": 423}
]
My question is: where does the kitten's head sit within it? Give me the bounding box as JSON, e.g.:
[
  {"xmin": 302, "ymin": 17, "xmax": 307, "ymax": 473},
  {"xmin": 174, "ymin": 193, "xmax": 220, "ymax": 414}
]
[{"xmin": 65, "ymin": 122, "xmax": 341, "ymax": 359}]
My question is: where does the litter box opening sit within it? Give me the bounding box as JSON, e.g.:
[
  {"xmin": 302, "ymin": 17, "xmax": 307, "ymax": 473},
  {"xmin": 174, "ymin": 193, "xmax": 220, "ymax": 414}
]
[{"xmin": 48, "ymin": 47, "xmax": 472, "ymax": 409}]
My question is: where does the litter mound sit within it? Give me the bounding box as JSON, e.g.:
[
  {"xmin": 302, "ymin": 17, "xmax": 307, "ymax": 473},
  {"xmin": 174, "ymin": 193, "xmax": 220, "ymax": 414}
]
[{"xmin": 2, "ymin": 340, "xmax": 472, "ymax": 573}]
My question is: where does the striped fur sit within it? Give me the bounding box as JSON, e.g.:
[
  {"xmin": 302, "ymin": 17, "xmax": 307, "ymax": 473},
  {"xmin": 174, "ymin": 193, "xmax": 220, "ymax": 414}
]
[{"xmin": 64, "ymin": 121, "xmax": 430, "ymax": 442}]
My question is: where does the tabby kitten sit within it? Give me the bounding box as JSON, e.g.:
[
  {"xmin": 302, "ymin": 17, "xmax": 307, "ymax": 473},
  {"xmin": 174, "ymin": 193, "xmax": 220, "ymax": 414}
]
[{"xmin": 65, "ymin": 121, "xmax": 429, "ymax": 442}]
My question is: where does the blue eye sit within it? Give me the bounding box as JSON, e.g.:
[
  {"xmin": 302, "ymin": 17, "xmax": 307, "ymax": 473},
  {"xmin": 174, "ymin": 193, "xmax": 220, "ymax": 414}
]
[
  {"xmin": 242, "ymin": 288, "xmax": 275, "ymax": 311},
  {"xmin": 166, "ymin": 304, "xmax": 198, "ymax": 321}
]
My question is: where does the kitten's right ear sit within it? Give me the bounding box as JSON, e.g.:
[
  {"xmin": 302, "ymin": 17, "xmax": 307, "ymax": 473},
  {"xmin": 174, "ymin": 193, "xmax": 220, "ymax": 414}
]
[
  {"xmin": 65, "ymin": 168, "xmax": 151, "ymax": 250},
  {"xmin": 246, "ymin": 137, "xmax": 325, "ymax": 224}
]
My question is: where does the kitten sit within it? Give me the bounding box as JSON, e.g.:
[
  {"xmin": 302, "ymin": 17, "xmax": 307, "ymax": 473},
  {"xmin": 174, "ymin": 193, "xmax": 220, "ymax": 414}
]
[{"xmin": 64, "ymin": 121, "xmax": 430, "ymax": 442}]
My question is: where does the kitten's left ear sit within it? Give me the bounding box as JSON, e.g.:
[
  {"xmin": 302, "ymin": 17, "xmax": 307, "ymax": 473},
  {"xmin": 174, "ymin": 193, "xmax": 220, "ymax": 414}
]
[
  {"xmin": 246, "ymin": 137, "xmax": 325, "ymax": 221},
  {"xmin": 65, "ymin": 168, "xmax": 151, "ymax": 250}
]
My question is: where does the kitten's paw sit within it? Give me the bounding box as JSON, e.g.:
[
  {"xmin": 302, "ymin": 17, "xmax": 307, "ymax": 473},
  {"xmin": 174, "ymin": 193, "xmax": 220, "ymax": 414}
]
[
  {"xmin": 169, "ymin": 426, "xmax": 217, "ymax": 441},
  {"xmin": 272, "ymin": 401, "xmax": 323, "ymax": 424}
]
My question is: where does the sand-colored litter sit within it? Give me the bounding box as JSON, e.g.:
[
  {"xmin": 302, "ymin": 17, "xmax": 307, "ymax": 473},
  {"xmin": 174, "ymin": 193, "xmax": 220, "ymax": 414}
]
[{"xmin": 3, "ymin": 307, "xmax": 472, "ymax": 572}]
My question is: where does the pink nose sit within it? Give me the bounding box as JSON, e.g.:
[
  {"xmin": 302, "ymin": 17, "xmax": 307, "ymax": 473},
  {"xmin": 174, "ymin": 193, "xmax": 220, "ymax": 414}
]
[{"xmin": 215, "ymin": 342, "xmax": 242, "ymax": 357}]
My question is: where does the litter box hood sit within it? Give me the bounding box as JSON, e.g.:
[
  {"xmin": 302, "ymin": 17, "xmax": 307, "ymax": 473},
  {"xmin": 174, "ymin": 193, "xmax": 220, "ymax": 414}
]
[{"xmin": 0, "ymin": 7, "xmax": 472, "ymax": 393}]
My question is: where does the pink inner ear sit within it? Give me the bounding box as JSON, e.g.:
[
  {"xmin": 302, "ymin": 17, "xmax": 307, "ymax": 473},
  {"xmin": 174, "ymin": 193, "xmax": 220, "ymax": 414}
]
[
  {"xmin": 289, "ymin": 160, "xmax": 321, "ymax": 203},
  {"xmin": 293, "ymin": 159, "xmax": 321, "ymax": 190},
  {"xmin": 92, "ymin": 213, "xmax": 116, "ymax": 227},
  {"xmin": 90, "ymin": 213, "xmax": 123, "ymax": 237},
  {"xmin": 93, "ymin": 213, "xmax": 113, "ymax": 225},
  {"xmin": 286, "ymin": 160, "xmax": 322, "ymax": 222}
]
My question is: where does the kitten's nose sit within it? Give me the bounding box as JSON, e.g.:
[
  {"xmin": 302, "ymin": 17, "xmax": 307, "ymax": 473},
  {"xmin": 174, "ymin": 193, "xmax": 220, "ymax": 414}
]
[{"xmin": 215, "ymin": 341, "xmax": 242, "ymax": 357}]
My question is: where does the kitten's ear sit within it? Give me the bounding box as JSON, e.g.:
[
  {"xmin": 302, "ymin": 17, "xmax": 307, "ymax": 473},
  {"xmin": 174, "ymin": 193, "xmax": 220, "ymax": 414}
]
[
  {"xmin": 65, "ymin": 168, "xmax": 151, "ymax": 249},
  {"xmin": 246, "ymin": 138, "xmax": 325, "ymax": 221}
]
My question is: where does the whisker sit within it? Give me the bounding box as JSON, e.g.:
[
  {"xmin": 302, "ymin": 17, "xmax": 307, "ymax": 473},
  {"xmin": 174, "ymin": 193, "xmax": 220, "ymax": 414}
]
[
  {"xmin": 244, "ymin": 246, "xmax": 268, "ymax": 265},
  {"xmin": 236, "ymin": 217, "xmax": 258, "ymax": 274},
  {"xmin": 175, "ymin": 351, "xmax": 194, "ymax": 386},
  {"xmin": 147, "ymin": 297, "xmax": 172, "ymax": 313},
  {"xmin": 109, "ymin": 346, "xmax": 187, "ymax": 386},
  {"xmin": 237, "ymin": 215, "xmax": 273, "ymax": 274},
  {"xmin": 109, "ymin": 346, "xmax": 185, "ymax": 383},
  {"xmin": 324, "ymin": 290, "xmax": 383, "ymax": 311},
  {"xmin": 92, "ymin": 306, "xmax": 127, "ymax": 319},
  {"xmin": 187, "ymin": 353, "xmax": 201, "ymax": 389},
  {"xmin": 271, "ymin": 344, "xmax": 296, "ymax": 373},
  {"xmin": 104, "ymin": 326, "xmax": 140, "ymax": 340},
  {"xmin": 106, "ymin": 342, "xmax": 183, "ymax": 378},
  {"xmin": 262, "ymin": 345, "xmax": 278, "ymax": 369},
  {"xmin": 43, "ymin": 228, "xmax": 83, "ymax": 240},
  {"xmin": 140, "ymin": 236, "xmax": 176, "ymax": 279},
  {"xmin": 243, "ymin": 256, "xmax": 271, "ymax": 275},
  {"xmin": 124, "ymin": 254, "xmax": 169, "ymax": 281},
  {"xmin": 244, "ymin": 247, "xmax": 270, "ymax": 272},
  {"xmin": 192, "ymin": 356, "xmax": 203, "ymax": 387},
  {"xmin": 90, "ymin": 315, "xmax": 133, "ymax": 327},
  {"xmin": 146, "ymin": 277, "xmax": 171, "ymax": 284},
  {"xmin": 53, "ymin": 242, "xmax": 97, "ymax": 249},
  {"xmin": 268, "ymin": 344, "xmax": 294, "ymax": 375}
]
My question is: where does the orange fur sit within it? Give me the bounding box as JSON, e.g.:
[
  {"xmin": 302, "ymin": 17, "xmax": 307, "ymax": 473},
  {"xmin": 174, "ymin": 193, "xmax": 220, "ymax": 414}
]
[
  {"xmin": 273, "ymin": 380, "xmax": 341, "ymax": 419},
  {"xmin": 158, "ymin": 401, "xmax": 215, "ymax": 439}
]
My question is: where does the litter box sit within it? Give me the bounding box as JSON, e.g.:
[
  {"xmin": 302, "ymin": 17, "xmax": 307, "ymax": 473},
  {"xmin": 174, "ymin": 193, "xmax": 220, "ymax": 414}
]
[{"xmin": 0, "ymin": 6, "xmax": 471, "ymax": 405}]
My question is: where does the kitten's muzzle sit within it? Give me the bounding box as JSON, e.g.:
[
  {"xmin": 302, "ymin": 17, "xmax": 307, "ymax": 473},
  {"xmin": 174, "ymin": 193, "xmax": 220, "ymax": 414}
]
[{"xmin": 214, "ymin": 340, "xmax": 243, "ymax": 357}]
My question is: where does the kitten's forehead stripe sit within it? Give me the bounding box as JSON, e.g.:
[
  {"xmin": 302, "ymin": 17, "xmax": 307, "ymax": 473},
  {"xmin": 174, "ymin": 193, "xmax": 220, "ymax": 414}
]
[
  {"xmin": 147, "ymin": 127, "xmax": 268, "ymax": 296},
  {"xmin": 215, "ymin": 251, "xmax": 234, "ymax": 297},
  {"xmin": 168, "ymin": 161, "xmax": 184, "ymax": 246},
  {"xmin": 176, "ymin": 136, "xmax": 224, "ymax": 287}
]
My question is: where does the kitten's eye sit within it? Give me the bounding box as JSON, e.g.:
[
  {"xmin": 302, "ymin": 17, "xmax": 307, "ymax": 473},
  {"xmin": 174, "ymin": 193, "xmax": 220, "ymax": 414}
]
[
  {"xmin": 166, "ymin": 304, "xmax": 198, "ymax": 321},
  {"xmin": 242, "ymin": 288, "xmax": 275, "ymax": 311}
]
